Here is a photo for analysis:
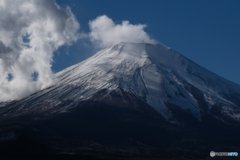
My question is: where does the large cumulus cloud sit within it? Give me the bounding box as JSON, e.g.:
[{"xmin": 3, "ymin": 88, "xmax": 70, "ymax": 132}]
[
  {"xmin": 89, "ymin": 15, "xmax": 157, "ymax": 48},
  {"xmin": 0, "ymin": 0, "xmax": 79, "ymax": 101}
]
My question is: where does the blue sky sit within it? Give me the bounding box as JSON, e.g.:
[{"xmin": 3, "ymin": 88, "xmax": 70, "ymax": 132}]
[{"xmin": 54, "ymin": 0, "xmax": 240, "ymax": 85}]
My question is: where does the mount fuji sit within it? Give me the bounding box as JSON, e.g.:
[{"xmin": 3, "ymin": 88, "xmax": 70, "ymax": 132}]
[{"xmin": 0, "ymin": 42, "xmax": 240, "ymax": 159}]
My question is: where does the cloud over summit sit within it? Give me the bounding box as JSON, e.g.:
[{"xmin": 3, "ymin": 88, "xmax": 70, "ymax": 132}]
[
  {"xmin": 0, "ymin": 0, "xmax": 80, "ymax": 101},
  {"xmin": 89, "ymin": 15, "xmax": 157, "ymax": 48}
]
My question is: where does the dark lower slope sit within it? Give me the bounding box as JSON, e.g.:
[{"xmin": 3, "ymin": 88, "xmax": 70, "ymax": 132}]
[{"xmin": 0, "ymin": 88, "xmax": 240, "ymax": 159}]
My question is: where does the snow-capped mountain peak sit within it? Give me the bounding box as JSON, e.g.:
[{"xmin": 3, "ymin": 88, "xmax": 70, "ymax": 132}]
[
  {"xmin": 51, "ymin": 42, "xmax": 240, "ymax": 121},
  {"xmin": 1, "ymin": 42, "xmax": 239, "ymax": 123}
]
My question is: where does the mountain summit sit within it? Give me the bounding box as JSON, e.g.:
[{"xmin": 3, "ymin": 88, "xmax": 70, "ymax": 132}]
[
  {"xmin": 11, "ymin": 42, "xmax": 239, "ymax": 121},
  {"xmin": 1, "ymin": 42, "xmax": 240, "ymax": 159}
]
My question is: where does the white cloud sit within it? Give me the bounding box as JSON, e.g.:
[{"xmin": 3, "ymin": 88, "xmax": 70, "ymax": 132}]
[
  {"xmin": 0, "ymin": 0, "xmax": 80, "ymax": 102},
  {"xmin": 89, "ymin": 15, "xmax": 157, "ymax": 48}
]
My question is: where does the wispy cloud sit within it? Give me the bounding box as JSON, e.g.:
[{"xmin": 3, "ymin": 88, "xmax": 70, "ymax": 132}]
[{"xmin": 0, "ymin": 0, "xmax": 80, "ymax": 101}]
